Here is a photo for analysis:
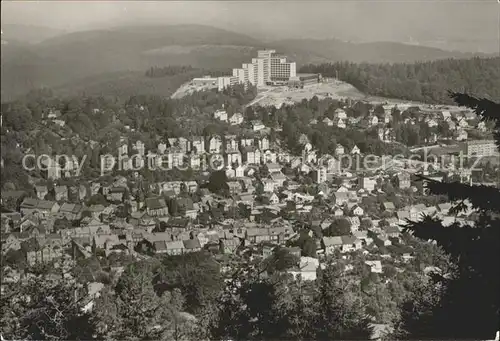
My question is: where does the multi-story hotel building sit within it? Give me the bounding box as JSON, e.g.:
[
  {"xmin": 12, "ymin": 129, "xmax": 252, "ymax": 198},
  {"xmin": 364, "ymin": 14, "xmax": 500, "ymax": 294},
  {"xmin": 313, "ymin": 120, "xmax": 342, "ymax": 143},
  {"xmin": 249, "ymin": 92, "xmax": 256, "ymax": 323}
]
[
  {"xmin": 232, "ymin": 49, "xmax": 296, "ymax": 87},
  {"xmin": 217, "ymin": 76, "xmax": 239, "ymax": 91},
  {"xmin": 463, "ymin": 140, "xmax": 499, "ymax": 157},
  {"xmin": 270, "ymin": 54, "xmax": 296, "ymax": 83}
]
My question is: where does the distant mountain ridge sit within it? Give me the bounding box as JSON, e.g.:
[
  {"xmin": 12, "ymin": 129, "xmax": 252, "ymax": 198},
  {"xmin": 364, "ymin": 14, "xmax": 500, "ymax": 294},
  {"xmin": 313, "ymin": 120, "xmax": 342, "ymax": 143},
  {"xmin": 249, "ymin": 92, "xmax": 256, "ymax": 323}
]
[
  {"xmin": 1, "ymin": 24, "xmax": 67, "ymax": 44},
  {"xmin": 0, "ymin": 24, "xmax": 486, "ymax": 101},
  {"xmin": 270, "ymin": 38, "xmax": 482, "ymax": 64}
]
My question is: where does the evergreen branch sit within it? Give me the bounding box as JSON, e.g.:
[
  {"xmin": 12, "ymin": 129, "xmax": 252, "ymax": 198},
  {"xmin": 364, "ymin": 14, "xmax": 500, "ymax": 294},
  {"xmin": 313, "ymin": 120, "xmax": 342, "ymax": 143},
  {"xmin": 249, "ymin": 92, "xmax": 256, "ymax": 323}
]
[
  {"xmin": 415, "ymin": 174, "xmax": 500, "ymax": 213},
  {"xmin": 447, "ymin": 91, "xmax": 500, "ymax": 127}
]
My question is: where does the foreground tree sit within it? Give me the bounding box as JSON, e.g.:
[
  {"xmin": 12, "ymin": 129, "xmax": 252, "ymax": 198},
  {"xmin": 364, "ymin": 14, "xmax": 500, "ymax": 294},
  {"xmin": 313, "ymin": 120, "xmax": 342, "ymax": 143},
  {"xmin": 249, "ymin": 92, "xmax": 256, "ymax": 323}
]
[
  {"xmin": 93, "ymin": 261, "xmax": 195, "ymax": 341},
  {"xmin": 313, "ymin": 262, "xmax": 373, "ymax": 340},
  {"xmin": 153, "ymin": 251, "xmax": 223, "ymax": 315},
  {"xmin": 394, "ymin": 92, "xmax": 500, "ymax": 339},
  {"xmin": 0, "ymin": 276, "xmax": 97, "ymax": 340},
  {"xmin": 207, "ymin": 260, "xmax": 373, "ymax": 340}
]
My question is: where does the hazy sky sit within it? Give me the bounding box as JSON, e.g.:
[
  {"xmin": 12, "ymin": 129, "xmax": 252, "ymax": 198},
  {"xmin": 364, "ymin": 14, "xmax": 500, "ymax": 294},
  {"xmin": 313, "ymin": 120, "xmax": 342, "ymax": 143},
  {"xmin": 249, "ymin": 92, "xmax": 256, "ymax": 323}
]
[{"xmin": 2, "ymin": 1, "xmax": 499, "ymax": 51}]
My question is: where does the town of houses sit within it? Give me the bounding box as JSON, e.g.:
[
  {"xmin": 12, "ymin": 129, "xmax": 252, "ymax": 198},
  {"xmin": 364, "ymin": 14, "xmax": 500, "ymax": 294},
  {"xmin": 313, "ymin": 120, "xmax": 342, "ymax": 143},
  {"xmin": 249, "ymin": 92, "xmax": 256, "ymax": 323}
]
[{"xmin": 1, "ymin": 97, "xmax": 495, "ymax": 288}]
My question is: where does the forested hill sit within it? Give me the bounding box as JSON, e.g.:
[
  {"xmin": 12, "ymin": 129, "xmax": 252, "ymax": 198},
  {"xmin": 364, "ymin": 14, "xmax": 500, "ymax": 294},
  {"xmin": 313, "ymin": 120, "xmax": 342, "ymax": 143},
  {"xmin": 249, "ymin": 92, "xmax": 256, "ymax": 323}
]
[{"xmin": 300, "ymin": 57, "xmax": 500, "ymax": 104}]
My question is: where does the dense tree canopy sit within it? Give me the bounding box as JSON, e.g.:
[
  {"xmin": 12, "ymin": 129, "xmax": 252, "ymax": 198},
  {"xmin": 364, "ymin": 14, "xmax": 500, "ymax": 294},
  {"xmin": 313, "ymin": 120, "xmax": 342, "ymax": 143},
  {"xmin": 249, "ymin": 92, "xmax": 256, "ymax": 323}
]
[
  {"xmin": 394, "ymin": 93, "xmax": 500, "ymax": 339},
  {"xmin": 300, "ymin": 57, "xmax": 500, "ymax": 104}
]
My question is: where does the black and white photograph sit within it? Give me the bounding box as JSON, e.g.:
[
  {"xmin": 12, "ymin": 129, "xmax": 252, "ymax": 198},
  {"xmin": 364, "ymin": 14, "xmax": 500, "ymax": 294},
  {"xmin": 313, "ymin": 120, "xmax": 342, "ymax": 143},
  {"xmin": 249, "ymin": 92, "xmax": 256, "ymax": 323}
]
[{"xmin": 1, "ymin": 1, "xmax": 499, "ymax": 340}]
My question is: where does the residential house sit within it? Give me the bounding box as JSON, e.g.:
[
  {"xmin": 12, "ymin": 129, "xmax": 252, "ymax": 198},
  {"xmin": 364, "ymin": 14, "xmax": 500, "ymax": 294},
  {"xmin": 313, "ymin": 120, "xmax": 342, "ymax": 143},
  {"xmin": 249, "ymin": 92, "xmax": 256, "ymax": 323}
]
[
  {"xmin": 377, "ymin": 234, "xmax": 392, "ymax": 247},
  {"xmin": 290, "ymin": 157, "xmax": 302, "ymax": 169},
  {"xmin": 35, "ymin": 186, "xmax": 48, "ymax": 200},
  {"xmin": 298, "ymin": 133, "xmax": 310, "ymax": 146},
  {"xmin": 383, "ymin": 225, "xmax": 401, "ymax": 238},
  {"xmin": 23, "ymin": 238, "xmax": 63, "ymax": 266},
  {"xmin": 334, "ymin": 108, "xmax": 347, "ymax": 119},
  {"xmin": 219, "ymin": 238, "xmax": 241, "ymax": 254},
  {"xmin": 333, "ymin": 118, "xmax": 346, "ymax": 129},
  {"xmin": 332, "ymin": 190, "xmax": 358, "ymax": 206},
  {"xmin": 246, "ymin": 228, "xmax": 270, "ymax": 244},
  {"xmin": 229, "ymin": 112, "xmax": 244, "ymax": 125},
  {"xmin": 270, "ymin": 172, "xmax": 287, "ymax": 187},
  {"xmin": 145, "ymin": 197, "xmax": 169, "ymax": 217},
  {"xmin": 262, "ymin": 179, "xmax": 276, "ymax": 193},
  {"xmin": 226, "ymin": 150, "xmax": 242, "ymax": 166},
  {"xmin": 191, "ymin": 136, "xmax": 205, "ymax": 154},
  {"xmin": 323, "ymin": 117, "xmax": 334, "ymax": 126},
  {"xmin": 226, "ymin": 166, "xmax": 236, "ymax": 179},
  {"xmin": 78, "ymin": 185, "xmax": 88, "ymax": 201},
  {"xmin": 365, "ymin": 260, "xmax": 383, "ymax": 273},
  {"xmin": 304, "ymin": 149, "xmax": 317, "ymax": 164},
  {"xmin": 149, "ymin": 239, "xmax": 185, "ymax": 255},
  {"xmin": 186, "ymin": 154, "xmax": 201, "ymax": 169},
  {"xmin": 58, "ymin": 203, "xmax": 83, "ymax": 221},
  {"xmin": 285, "ymin": 246, "xmax": 301, "ymax": 258},
  {"xmin": 106, "ymin": 187, "xmax": 126, "ymax": 202},
  {"xmin": 157, "ymin": 142, "xmax": 167, "ymax": 154},
  {"xmin": 261, "ymin": 150, "xmax": 277, "ymax": 163},
  {"xmin": 235, "ymin": 165, "xmax": 246, "ymax": 178},
  {"xmin": 93, "ymin": 234, "xmax": 121, "ymax": 251},
  {"xmin": 322, "ymin": 235, "xmax": 362, "ymax": 255},
  {"xmin": 464, "ymin": 111, "xmax": 476, "ymax": 121},
  {"xmin": 347, "ymin": 216, "xmax": 361, "ymax": 230},
  {"xmin": 437, "ymin": 203, "xmax": 452, "ymax": 215},
  {"xmin": 335, "ymin": 145, "xmax": 345, "ymax": 156},
  {"xmin": 277, "ymin": 151, "xmax": 291, "ymax": 164},
  {"xmin": 297, "ymin": 163, "xmax": 311, "ymax": 174},
  {"xmin": 360, "ymin": 177, "xmax": 377, "ymax": 192},
  {"xmin": 240, "ymin": 137, "xmax": 254, "ymax": 147},
  {"xmin": 90, "ymin": 182, "xmax": 101, "ymax": 196},
  {"xmin": 361, "ymin": 115, "xmax": 378, "ymax": 128},
  {"xmin": 332, "ymin": 207, "xmax": 344, "ymax": 216},
  {"xmin": 133, "ymin": 140, "xmax": 145, "ymax": 155},
  {"xmin": 351, "ymin": 145, "xmax": 360, "ymax": 155},
  {"xmin": 353, "ymin": 230, "xmax": 373, "ymax": 246},
  {"xmin": 266, "ymin": 163, "xmax": 282, "ymax": 174},
  {"xmin": 441, "ymin": 110, "xmax": 451, "ymax": 121},
  {"xmin": 20, "ymin": 198, "xmax": 60, "ymax": 217},
  {"xmin": 242, "ymin": 146, "xmax": 261, "ymax": 165},
  {"xmin": 214, "ymin": 109, "xmax": 228, "ymax": 122},
  {"xmin": 350, "ymin": 205, "xmax": 364, "ymax": 217},
  {"xmin": 225, "ymin": 135, "xmax": 239, "ymax": 152},
  {"xmin": 228, "ymin": 181, "xmax": 243, "ymax": 194},
  {"xmin": 262, "ymin": 193, "xmax": 280, "ymax": 205},
  {"xmin": 323, "ymin": 156, "xmax": 340, "ymax": 174},
  {"xmin": 395, "ymin": 172, "xmax": 411, "ymax": 189},
  {"xmin": 268, "ymin": 227, "xmax": 291, "ymax": 244},
  {"xmin": 288, "ymin": 256, "xmax": 319, "ymax": 281},
  {"xmin": 183, "ymin": 181, "xmax": 198, "ymax": 194},
  {"xmin": 455, "ymin": 129, "xmax": 468, "ymax": 141},
  {"xmin": 258, "ymin": 137, "xmax": 270, "ymax": 151},
  {"xmin": 183, "ymin": 238, "xmax": 202, "ymax": 253},
  {"xmin": 208, "ymin": 135, "xmax": 223, "ymax": 153},
  {"xmin": 457, "ymin": 118, "xmax": 469, "ymax": 129},
  {"xmin": 427, "ymin": 118, "xmax": 438, "ymax": 128},
  {"xmin": 381, "ymin": 202, "xmax": 396, "ymax": 212},
  {"xmin": 86, "ymin": 205, "xmax": 105, "ymax": 220},
  {"xmin": 251, "ymin": 120, "xmax": 265, "ymax": 131},
  {"xmin": 54, "ymin": 186, "xmax": 68, "ymax": 201},
  {"xmin": 168, "ymin": 137, "xmax": 190, "ymax": 153}
]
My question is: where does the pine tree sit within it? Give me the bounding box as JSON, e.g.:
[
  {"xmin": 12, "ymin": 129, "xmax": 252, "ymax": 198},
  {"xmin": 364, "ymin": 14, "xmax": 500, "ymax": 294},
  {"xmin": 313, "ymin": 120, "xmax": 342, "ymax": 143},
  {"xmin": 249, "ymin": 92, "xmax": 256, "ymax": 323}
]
[
  {"xmin": 0, "ymin": 276, "xmax": 97, "ymax": 340},
  {"xmin": 313, "ymin": 262, "xmax": 373, "ymax": 340},
  {"xmin": 395, "ymin": 92, "xmax": 500, "ymax": 339},
  {"xmin": 93, "ymin": 261, "xmax": 186, "ymax": 341}
]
